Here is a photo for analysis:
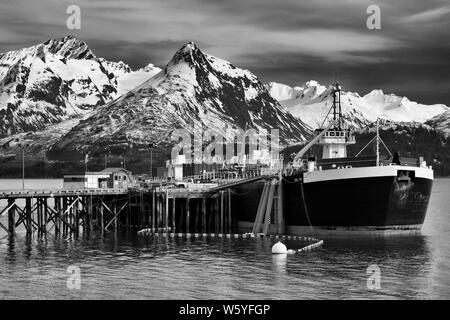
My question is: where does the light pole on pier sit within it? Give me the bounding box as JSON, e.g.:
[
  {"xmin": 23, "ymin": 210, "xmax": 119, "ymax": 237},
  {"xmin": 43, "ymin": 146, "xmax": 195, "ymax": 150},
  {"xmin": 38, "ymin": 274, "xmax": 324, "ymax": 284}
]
[
  {"xmin": 85, "ymin": 153, "xmax": 89, "ymax": 172},
  {"xmin": 22, "ymin": 146, "xmax": 25, "ymax": 189},
  {"xmin": 149, "ymin": 143, "xmax": 154, "ymax": 180},
  {"xmin": 18, "ymin": 143, "xmax": 28, "ymax": 190}
]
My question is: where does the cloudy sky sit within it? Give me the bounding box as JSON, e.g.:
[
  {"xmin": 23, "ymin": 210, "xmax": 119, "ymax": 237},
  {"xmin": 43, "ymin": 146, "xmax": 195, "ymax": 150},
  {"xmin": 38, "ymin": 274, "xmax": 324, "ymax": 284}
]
[{"xmin": 0, "ymin": 0, "xmax": 449, "ymax": 105}]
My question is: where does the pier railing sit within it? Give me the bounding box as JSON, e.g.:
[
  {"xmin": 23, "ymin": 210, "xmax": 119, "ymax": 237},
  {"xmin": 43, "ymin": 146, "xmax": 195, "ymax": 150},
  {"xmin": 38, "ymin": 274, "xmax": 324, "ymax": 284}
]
[{"xmin": 0, "ymin": 188, "xmax": 128, "ymax": 198}]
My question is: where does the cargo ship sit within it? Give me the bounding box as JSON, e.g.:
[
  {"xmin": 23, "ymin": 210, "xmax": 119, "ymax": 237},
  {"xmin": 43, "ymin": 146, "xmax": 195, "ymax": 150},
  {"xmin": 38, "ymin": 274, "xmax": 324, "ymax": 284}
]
[{"xmin": 233, "ymin": 84, "xmax": 434, "ymax": 235}]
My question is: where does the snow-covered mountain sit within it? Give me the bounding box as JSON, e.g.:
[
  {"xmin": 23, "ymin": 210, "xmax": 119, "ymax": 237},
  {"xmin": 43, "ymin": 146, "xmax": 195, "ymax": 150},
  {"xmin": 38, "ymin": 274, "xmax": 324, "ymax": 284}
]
[
  {"xmin": 361, "ymin": 89, "xmax": 448, "ymax": 123},
  {"xmin": 49, "ymin": 42, "xmax": 311, "ymax": 159},
  {"xmin": 426, "ymin": 110, "xmax": 450, "ymax": 136},
  {"xmin": 267, "ymin": 81, "xmax": 449, "ymax": 130},
  {"xmin": 2, "ymin": 36, "xmax": 449, "ymax": 171},
  {"xmin": 0, "ymin": 35, "xmax": 160, "ymax": 136},
  {"xmin": 266, "ymin": 80, "xmax": 326, "ymax": 102}
]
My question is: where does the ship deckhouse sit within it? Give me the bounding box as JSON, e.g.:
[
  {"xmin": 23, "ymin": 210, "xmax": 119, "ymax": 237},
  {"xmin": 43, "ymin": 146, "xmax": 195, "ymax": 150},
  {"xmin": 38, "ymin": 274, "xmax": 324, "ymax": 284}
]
[{"xmin": 315, "ymin": 83, "xmax": 355, "ymax": 159}]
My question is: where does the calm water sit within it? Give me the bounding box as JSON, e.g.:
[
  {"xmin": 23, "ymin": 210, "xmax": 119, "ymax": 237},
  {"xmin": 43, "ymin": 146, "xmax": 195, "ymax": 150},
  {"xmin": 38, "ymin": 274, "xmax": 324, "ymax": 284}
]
[{"xmin": 0, "ymin": 178, "xmax": 449, "ymax": 299}]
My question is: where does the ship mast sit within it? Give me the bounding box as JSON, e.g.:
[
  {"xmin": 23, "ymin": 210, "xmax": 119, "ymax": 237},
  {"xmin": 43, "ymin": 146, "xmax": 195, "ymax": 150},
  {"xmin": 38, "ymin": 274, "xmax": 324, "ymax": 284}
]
[
  {"xmin": 355, "ymin": 118, "xmax": 392, "ymax": 162},
  {"xmin": 376, "ymin": 119, "xmax": 380, "ymax": 166},
  {"xmin": 332, "ymin": 83, "xmax": 342, "ymax": 129},
  {"xmin": 333, "ymin": 83, "xmax": 342, "ymax": 130}
]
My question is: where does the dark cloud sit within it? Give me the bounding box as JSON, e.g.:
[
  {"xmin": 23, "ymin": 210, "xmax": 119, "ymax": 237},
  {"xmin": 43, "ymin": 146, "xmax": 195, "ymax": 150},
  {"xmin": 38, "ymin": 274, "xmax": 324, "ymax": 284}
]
[
  {"xmin": 0, "ymin": 0, "xmax": 449, "ymax": 105},
  {"xmin": 89, "ymin": 39, "xmax": 186, "ymax": 69}
]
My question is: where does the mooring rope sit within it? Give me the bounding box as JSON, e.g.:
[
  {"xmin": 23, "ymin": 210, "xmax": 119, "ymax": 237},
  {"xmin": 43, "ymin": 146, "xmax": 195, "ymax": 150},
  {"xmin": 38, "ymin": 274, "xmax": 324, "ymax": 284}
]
[{"xmin": 300, "ymin": 182, "xmax": 313, "ymax": 233}]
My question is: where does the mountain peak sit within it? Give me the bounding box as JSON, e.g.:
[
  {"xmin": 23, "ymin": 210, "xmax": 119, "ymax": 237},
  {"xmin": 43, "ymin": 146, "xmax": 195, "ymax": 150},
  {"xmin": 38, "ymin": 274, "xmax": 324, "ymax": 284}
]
[
  {"xmin": 160, "ymin": 42, "xmax": 215, "ymax": 84},
  {"xmin": 61, "ymin": 34, "xmax": 77, "ymax": 41},
  {"xmin": 168, "ymin": 41, "xmax": 208, "ymax": 68},
  {"xmin": 367, "ymin": 89, "xmax": 384, "ymax": 96},
  {"xmin": 305, "ymin": 80, "xmax": 320, "ymax": 88},
  {"xmin": 184, "ymin": 41, "xmax": 199, "ymax": 51},
  {"xmin": 42, "ymin": 35, "xmax": 94, "ymax": 60},
  {"xmin": 176, "ymin": 41, "xmax": 202, "ymax": 56}
]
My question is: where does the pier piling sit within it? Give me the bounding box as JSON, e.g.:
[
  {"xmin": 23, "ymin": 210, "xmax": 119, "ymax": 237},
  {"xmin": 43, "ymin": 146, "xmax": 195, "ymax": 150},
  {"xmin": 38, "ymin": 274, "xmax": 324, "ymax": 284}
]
[
  {"xmin": 214, "ymin": 196, "xmax": 219, "ymax": 234},
  {"xmin": 152, "ymin": 190, "xmax": 156, "ymax": 230},
  {"xmin": 186, "ymin": 197, "xmax": 190, "ymax": 234},
  {"xmin": 220, "ymin": 191, "xmax": 224, "ymax": 234},
  {"xmin": 88, "ymin": 195, "xmax": 93, "ymax": 234},
  {"xmin": 227, "ymin": 189, "xmax": 232, "ymax": 233},
  {"xmin": 202, "ymin": 198, "xmax": 206, "ymax": 233},
  {"xmin": 25, "ymin": 198, "xmax": 32, "ymax": 234},
  {"xmin": 194, "ymin": 200, "xmax": 200, "ymax": 233},
  {"xmin": 8, "ymin": 198, "xmax": 15, "ymax": 236},
  {"xmin": 172, "ymin": 197, "xmax": 176, "ymax": 233},
  {"xmin": 99, "ymin": 199, "xmax": 104, "ymax": 237},
  {"xmin": 165, "ymin": 191, "xmax": 169, "ymax": 230}
]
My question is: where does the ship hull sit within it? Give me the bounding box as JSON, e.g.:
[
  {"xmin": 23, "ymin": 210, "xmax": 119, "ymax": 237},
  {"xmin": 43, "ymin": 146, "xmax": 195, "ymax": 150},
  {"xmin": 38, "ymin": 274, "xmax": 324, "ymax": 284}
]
[{"xmin": 233, "ymin": 165, "xmax": 433, "ymax": 235}]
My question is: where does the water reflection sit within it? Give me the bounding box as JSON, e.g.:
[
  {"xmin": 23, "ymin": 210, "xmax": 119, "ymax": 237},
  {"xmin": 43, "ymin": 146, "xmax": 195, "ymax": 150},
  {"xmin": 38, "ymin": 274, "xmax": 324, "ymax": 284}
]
[
  {"xmin": 272, "ymin": 254, "xmax": 287, "ymax": 274},
  {"xmin": 0, "ymin": 222, "xmax": 444, "ymax": 299},
  {"xmin": 298, "ymin": 234, "xmax": 433, "ymax": 299},
  {"xmin": 0, "ymin": 230, "xmax": 442, "ymax": 299}
]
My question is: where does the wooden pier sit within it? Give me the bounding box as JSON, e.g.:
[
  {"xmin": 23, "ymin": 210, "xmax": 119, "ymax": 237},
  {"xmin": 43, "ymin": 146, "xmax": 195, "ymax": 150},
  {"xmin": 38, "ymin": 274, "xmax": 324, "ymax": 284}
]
[
  {"xmin": 0, "ymin": 174, "xmax": 284, "ymax": 239},
  {"xmin": 0, "ymin": 189, "xmax": 129, "ymax": 238},
  {"xmin": 0, "ymin": 186, "xmax": 238, "ymax": 238}
]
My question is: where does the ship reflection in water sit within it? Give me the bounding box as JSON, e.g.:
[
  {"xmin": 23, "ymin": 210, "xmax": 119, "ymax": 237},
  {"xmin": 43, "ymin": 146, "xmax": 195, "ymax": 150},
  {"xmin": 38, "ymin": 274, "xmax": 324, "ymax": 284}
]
[{"xmin": 0, "ymin": 179, "xmax": 449, "ymax": 299}]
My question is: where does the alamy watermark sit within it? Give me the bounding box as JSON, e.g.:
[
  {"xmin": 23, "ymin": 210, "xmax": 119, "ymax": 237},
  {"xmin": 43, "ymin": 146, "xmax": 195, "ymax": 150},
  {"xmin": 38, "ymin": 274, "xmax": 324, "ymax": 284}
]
[
  {"xmin": 366, "ymin": 264, "xmax": 381, "ymax": 290},
  {"xmin": 366, "ymin": 5, "xmax": 381, "ymax": 30},
  {"xmin": 26, "ymin": 265, "xmax": 82, "ymax": 290},
  {"xmin": 170, "ymin": 128, "xmax": 280, "ymax": 165},
  {"xmin": 66, "ymin": 5, "xmax": 81, "ymax": 30},
  {"xmin": 67, "ymin": 265, "xmax": 81, "ymax": 290}
]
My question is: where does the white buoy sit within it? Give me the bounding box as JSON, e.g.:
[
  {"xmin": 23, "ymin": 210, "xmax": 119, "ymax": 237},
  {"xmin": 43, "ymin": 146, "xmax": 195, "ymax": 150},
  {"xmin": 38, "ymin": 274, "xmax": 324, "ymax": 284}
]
[{"xmin": 271, "ymin": 241, "xmax": 288, "ymax": 254}]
